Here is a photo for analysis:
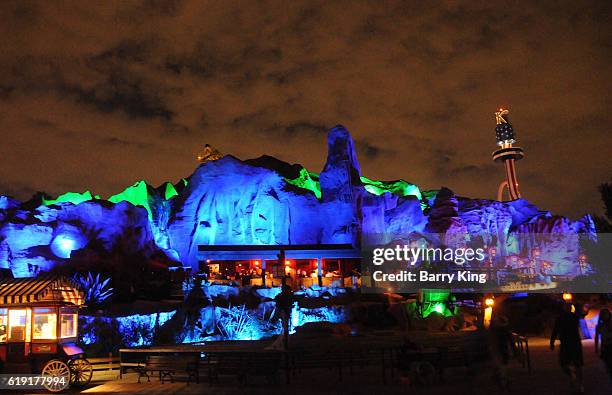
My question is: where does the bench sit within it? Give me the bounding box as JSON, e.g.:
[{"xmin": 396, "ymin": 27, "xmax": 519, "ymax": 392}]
[
  {"xmin": 289, "ymin": 349, "xmax": 346, "ymax": 380},
  {"xmin": 119, "ymin": 352, "xmax": 147, "ymax": 378},
  {"xmin": 288, "ymin": 347, "xmax": 393, "ymax": 383},
  {"xmin": 204, "ymin": 351, "xmax": 282, "ymax": 385},
  {"xmin": 392, "ymin": 341, "xmax": 490, "ymax": 383},
  {"xmin": 137, "ymin": 354, "xmax": 199, "ymax": 384}
]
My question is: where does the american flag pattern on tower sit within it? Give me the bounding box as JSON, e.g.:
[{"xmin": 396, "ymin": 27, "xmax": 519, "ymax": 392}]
[
  {"xmin": 495, "ymin": 119, "xmax": 516, "ymax": 145},
  {"xmin": 492, "ymin": 108, "xmax": 524, "ymax": 201}
]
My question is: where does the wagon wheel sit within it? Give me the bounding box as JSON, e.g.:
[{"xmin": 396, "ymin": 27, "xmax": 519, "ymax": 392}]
[
  {"xmin": 41, "ymin": 359, "xmax": 71, "ymax": 392},
  {"xmin": 68, "ymin": 358, "xmax": 93, "ymax": 386}
]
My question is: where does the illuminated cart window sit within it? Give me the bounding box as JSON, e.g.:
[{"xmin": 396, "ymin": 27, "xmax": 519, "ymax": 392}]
[
  {"xmin": 0, "ymin": 308, "xmax": 7, "ymax": 343},
  {"xmin": 33, "ymin": 308, "xmax": 57, "ymax": 340},
  {"xmin": 60, "ymin": 309, "xmax": 78, "ymax": 338},
  {"xmin": 8, "ymin": 309, "xmax": 29, "ymax": 342}
]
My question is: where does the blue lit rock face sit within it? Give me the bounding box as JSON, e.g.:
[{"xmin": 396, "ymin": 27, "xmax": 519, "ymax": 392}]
[
  {"xmin": 318, "ymin": 126, "xmax": 362, "ymax": 244},
  {"xmin": 0, "ymin": 200, "xmax": 160, "ymax": 277},
  {"xmin": 78, "ymin": 303, "xmax": 348, "ymax": 348},
  {"xmin": 167, "ymin": 125, "xmax": 367, "ymax": 268},
  {"xmin": 0, "ymin": 125, "xmax": 596, "ymax": 277},
  {"xmin": 0, "ymin": 196, "xmax": 19, "ymax": 213},
  {"xmin": 168, "ymin": 156, "xmax": 322, "ymax": 268},
  {"xmin": 49, "ymin": 225, "xmax": 88, "ymax": 259}
]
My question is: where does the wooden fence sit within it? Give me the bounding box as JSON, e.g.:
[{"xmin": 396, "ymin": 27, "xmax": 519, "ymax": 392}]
[{"xmin": 88, "ymin": 354, "xmax": 121, "ymax": 381}]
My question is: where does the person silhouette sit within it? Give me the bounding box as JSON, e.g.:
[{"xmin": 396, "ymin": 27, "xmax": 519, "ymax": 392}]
[
  {"xmin": 490, "ymin": 313, "xmax": 515, "ymax": 390},
  {"xmin": 550, "ymin": 303, "xmax": 585, "ymax": 393},
  {"xmin": 275, "ymin": 285, "xmax": 293, "ymax": 350},
  {"xmin": 595, "ymin": 308, "xmax": 612, "ymax": 379}
]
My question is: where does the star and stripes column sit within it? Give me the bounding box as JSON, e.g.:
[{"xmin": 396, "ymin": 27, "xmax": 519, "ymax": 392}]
[{"xmin": 492, "ymin": 108, "xmax": 525, "ymax": 201}]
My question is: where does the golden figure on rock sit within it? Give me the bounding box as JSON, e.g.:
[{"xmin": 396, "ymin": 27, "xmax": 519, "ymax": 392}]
[{"xmin": 197, "ymin": 144, "xmax": 224, "ymax": 163}]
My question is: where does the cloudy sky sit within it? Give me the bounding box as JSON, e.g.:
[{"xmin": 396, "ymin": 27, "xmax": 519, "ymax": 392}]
[{"xmin": 0, "ymin": 0, "xmax": 609, "ymax": 219}]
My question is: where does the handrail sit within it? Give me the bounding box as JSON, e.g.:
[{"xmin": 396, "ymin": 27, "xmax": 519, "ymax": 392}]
[{"xmin": 511, "ymin": 332, "xmax": 531, "ymax": 374}]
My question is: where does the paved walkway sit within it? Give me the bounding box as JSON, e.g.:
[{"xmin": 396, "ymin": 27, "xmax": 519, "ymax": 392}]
[{"xmin": 67, "ymin": 338, "xmax": 611, "ymax": 394}]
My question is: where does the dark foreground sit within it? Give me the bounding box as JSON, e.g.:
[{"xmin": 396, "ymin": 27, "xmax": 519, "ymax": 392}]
[{"xmin": 10, "ymin": 337, "xmax": 606, "ymax": 395}]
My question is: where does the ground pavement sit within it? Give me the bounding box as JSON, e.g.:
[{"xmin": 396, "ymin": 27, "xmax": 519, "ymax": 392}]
[{"xmin": 17, "ymin": 338, "xmax": 610, "ymax": 395}]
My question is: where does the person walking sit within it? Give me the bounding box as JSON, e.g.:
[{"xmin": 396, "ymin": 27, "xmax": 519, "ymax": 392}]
[
  {"xmin": 275, "ymin": 284, "xmax": 294, "ymax": 350},
  {"xmin": 490, "ymin": 313, "xmax": 515, "ymax": 390},
  {"xmin": 550, "ymin": 303, "xmax": 585, "ymax": 393},
  {"xmin": 595, "ymin": 308, "xmax": 612, "ymax": 379}
]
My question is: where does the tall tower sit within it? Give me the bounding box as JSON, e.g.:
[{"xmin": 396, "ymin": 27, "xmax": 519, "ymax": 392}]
[{"xmin": 492, "ymin": 108, "xmax": 524, "ymax": 201}]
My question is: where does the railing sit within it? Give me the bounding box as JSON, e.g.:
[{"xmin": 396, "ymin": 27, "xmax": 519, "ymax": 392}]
[
  {"xmin": 88, "ymin": 354, "xmax": 121, "ymax": 380},
  {"xmin": 511, "ymin": 333, "xmax": 531, "ymax": 374}
]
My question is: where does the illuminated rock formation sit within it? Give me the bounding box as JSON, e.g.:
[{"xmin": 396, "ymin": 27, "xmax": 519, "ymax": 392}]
[
  {"xmin": 0, "ymin": 200, "xmax": 161, "ymax": 277},
  {"xmin": 0, "ymin": 125, "xmax": 596, "ymax": 278}
]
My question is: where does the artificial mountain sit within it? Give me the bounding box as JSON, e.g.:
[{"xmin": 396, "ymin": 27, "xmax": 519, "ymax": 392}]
[{"xmin": 0, "ymin": 125, "xmax": 595, "ymax": 277}]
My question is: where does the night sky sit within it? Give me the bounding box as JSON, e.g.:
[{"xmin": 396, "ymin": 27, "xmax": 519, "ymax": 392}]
[{"xmin": 1, "ymin": 1, "xmax": 610, "ymax": 219}]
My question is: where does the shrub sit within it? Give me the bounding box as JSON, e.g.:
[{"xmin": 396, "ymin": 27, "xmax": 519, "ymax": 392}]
[{"xmin": 73, "ymin": 272, "xmax": 114, "ymax": 307}]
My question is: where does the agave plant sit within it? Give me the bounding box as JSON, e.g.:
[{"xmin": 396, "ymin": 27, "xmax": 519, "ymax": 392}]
[
  {"xmin": 73, "ymin": 272, "xmax": 114, "ymax": 306},
  {"xmin": 216, "ymin": 305, "xmax": 261, "ymax": 341}
]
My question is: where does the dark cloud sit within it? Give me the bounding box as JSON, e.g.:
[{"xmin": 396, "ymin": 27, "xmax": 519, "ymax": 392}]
[
  {"xmin": 355, "ymin": 140, "xmax": 395, "ymax": 161},
  {"xmin": 0, "ymin": 0, "xmax": 609, "ymax": 219},
  {"xmin": 59, "ymin": 79, "xmax": 174, "ymax": 120},
  {"xmin": 280, "ymin": 122, "xmax": 328, "ymax": 137},
  {"xmin": 101, "ymin": 137, "xmax": 153, "ymax": 150}
]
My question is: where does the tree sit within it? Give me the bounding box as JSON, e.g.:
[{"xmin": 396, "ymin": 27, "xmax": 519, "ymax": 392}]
[{"xmin": 594, "ymin": 182, "xmax": 612, "ymax": 233}]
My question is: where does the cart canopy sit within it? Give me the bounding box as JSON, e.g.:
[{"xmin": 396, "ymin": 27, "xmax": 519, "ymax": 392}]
[{"xmin": 0, "ymin": 276, "xmax": 84, "ymax": 306}]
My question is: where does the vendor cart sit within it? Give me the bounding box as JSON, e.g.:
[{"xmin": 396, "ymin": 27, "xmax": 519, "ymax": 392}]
[{"xmin": 0, "ymin": 276, "xmax": 91, "ymax": 391}]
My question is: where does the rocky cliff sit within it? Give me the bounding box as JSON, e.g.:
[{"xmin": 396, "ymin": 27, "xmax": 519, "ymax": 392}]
[{"xmin": 0, "ymin": 126, "xmax": 595, "ymax": 277}]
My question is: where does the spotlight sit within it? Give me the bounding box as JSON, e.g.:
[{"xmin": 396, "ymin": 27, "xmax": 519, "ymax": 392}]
[{"xmin": 51, "ymin": 234, "xmax": 79, "ymax": 258}]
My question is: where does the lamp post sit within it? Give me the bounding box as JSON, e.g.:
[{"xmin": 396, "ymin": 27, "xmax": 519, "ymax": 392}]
[{"xmin": 484, "ymin": 296, "xmax": 495, "ymax": 328}]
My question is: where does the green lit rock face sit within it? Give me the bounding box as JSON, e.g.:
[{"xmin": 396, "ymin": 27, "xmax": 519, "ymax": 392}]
[
  {"xmin": 421, "ymin": 190, "xmax": 439, "ymax": 210},
  {"xmin": 360, "ymin": 176, "xmax": 422, "ymax": 200},
  {"xmin": 284, "ymin": 168, "xmax": 322, "ymax": 199},
  {"xmin": 42, "ymin": 191, "xmax": 98, "ymax": 206},
  {"xmin": 284, "ymin": 170, "xmax": 423, "ymax": 204},
  {"xmin": 164, "ymin": 182, "xmax": 179, "ymax": 200},
  {"xmin": 109, "ymin": 181, "xmax": 153, "ymax": 220},
  {"xmin": 42, "ymin": 170, "xmax": 424, "ymax": 215},
  {"xmin": 43, "ymin": 180, "xmax": 186, "ymax": 210}
]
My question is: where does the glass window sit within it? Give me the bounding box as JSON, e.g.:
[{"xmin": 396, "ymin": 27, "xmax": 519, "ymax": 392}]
[
  {"xmin": 270, "ymin": 263, "xmax": 284, "ymax": 278},
  {"xmin": 33, "ymin": 308, "xmax": 57, "ymax": 340},
  {"xmin": 60, "ymin": 313, "xmax": 77, "ymax": 338},
  {"xmin": 8, "ymin": 309, "xmax": 27, "ymax": 342},
  {"xmin": 0, "ymin": 308, "xmax": 7, "ymax": 343}
]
